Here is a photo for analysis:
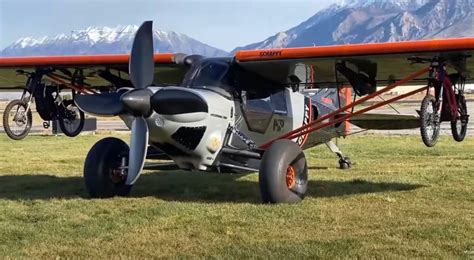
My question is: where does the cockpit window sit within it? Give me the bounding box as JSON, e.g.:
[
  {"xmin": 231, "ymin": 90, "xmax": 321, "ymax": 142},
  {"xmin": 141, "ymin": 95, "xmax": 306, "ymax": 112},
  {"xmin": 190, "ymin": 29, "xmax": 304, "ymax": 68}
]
[
  {"xmin": 181, "ymin": 60, "xmax": 234, "ymax": 99},
  {"xmin": 189, "ymin": 62, "xmax": 230, "ymax": 88}
]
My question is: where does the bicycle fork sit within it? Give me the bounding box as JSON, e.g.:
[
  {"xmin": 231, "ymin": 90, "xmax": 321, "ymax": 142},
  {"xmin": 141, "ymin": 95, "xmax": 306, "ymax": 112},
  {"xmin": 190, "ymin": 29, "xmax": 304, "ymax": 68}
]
[
  {"xmin": 435, "ymin": 85, "xmax": 443, "ymax": 115},
  {"xmin": 22, "ymin": 90, "xmax": 34, "ymax": 116}
]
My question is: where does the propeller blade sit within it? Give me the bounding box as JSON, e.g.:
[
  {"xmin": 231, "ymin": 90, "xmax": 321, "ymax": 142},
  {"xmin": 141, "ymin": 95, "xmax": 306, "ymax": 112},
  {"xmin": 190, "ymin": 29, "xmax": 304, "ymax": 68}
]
[
  {"xmin": 129, "ymin": 21, "xmax": 154, "ymax": 89},
  {"xmin": 74, "ymin": 92, "xmax": 123, "ymax": 116},
  {"xmin": 125, "ymin": 117, "xmax": 149, "ymax": 185}
]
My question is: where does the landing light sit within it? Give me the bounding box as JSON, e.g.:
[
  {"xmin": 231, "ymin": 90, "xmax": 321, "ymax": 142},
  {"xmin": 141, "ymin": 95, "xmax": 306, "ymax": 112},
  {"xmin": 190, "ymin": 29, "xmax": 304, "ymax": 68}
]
[{"xmin": 207, "ymin": 133, "xmax": 221, "ymax": 153}]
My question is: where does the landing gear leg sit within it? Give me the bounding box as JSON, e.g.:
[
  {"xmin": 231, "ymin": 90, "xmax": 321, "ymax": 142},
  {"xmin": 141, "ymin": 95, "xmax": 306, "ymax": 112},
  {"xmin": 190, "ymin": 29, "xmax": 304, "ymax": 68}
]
[{"xmin": 325, "ymin": 140, "xmax": 352, "ymax": 169}]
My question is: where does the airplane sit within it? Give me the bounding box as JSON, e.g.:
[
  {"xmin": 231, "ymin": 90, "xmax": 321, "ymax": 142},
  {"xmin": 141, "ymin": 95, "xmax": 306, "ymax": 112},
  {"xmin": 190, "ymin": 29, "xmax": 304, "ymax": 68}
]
[{"xmin": 0, "ymin": 21, "xmax": 472, "ymax": 203}]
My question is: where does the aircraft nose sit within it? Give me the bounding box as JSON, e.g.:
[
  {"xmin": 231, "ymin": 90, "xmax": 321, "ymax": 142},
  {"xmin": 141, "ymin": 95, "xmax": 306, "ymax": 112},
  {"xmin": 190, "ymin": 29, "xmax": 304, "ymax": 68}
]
[{"xmin": 150, "ymin": 89, "xmax": 208, "ymax": 115}]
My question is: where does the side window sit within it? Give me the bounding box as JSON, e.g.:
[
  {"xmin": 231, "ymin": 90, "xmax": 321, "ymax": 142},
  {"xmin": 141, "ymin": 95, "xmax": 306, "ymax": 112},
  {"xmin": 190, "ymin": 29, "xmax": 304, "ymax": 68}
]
[
  {"xmin": 270, "ymin": 90, "xmax": 287, "ymax": 115},
  {"xmin": 242, "ymin": 92, "xmax": 273, "ymax": 133},
  {"xmin": 237, "ymin": 68, "xmax": 288, "ymax": 133},
  {"xmin": 241, "ymin": 90, "xmax": 287, "ymax": 133}
]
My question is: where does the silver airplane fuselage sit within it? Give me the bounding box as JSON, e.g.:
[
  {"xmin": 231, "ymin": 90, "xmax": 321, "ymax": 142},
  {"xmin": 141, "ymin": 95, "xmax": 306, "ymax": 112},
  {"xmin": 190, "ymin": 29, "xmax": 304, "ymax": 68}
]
[{"xmin": 120, "ymin": 57, "xmax": 346, "ymax": 172}]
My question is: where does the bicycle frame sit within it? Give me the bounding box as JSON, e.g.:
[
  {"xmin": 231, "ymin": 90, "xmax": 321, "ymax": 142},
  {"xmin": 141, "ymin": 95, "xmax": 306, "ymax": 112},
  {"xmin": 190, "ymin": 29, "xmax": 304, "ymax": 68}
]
[
  {"xmin": 17, "ymin": 68, "xmax": 93, "ymax": 119},
  {"xmin": 12, "ymin": 69, "xmax": 87, "ymax": 133},
  {"xmin": 427, "ymin": 61, "xmax": 459, "ymax": 122}
]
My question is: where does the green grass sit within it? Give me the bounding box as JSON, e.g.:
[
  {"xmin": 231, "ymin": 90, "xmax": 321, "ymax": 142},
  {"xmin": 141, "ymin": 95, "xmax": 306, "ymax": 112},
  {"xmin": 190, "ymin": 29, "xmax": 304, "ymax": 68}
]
[{"xmin": 0, "ymin": 134, "xmax": 472, "ymax": 258}]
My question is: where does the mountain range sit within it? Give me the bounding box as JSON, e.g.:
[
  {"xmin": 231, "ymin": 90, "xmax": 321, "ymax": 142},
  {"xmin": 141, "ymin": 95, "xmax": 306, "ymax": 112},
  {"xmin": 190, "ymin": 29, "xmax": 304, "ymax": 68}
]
[
  {"xmin": 232, "ymin": 0, "xmax": 474, "ymax": 52},
  {"xmin": 1, "ymin": 0, "xmax": 473, "ymax": 57},
  {"xmin": 0, "ymin": 25, "xmax": 228, "ymax": 57}
]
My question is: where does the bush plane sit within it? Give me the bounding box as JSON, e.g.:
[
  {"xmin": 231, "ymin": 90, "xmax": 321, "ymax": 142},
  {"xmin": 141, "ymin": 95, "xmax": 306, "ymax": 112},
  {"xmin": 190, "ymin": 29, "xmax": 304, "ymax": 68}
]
[{"xmin": 0, "ymin": 21, "xmax": 472, "ymax": 203}]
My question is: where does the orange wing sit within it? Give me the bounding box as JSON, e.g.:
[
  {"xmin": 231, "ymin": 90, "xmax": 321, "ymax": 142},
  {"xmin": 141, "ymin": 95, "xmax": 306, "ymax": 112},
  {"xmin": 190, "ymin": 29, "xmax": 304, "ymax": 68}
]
[
  {"xmin": 234, "ymin": 38, "xmax": 474, "ymax": 87},
  {"xmin": 0, "ymin": 54, "xmax": 174, "ymax": 67},
  {"xmin": 0, "ymin": 53, "xmax": 186, "ymax": 89}
]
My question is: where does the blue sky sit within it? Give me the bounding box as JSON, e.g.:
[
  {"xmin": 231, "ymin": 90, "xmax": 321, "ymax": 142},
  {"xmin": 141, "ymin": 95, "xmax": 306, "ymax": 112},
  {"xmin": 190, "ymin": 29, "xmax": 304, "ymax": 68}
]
[{"xmin": 0, "ymin": 0, "xmax": 338, "ymax": 51}]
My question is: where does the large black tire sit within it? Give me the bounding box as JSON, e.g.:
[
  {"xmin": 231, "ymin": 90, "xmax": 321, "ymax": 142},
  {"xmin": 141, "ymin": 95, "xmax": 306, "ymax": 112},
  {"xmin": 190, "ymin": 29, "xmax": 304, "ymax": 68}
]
[
  {"xmin": 58, "ymin": 99, "xmax": 85, "ymax": 137},
  {"xmin": 451, "ymin": 94, "xmax": 468, "ymax": 142},
  {"xmin": 420, "ymin": 95, "xmax": 441, "ymax": 147},
  {"xmin": 84, "ymin": 137, "xmax": 132, "ymax": 198},
  {"xmin": 3, "ymin": 99, "xmax": 32, "ymax": 140},
  {"xmin": 259, "ymin": 139, "xmax": 308, "ymax": 204}
]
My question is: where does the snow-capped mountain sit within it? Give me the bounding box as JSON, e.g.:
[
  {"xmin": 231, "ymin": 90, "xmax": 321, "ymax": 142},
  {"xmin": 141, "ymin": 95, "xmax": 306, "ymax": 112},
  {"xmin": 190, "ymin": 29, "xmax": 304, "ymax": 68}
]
[
  {"xmin": 2, "ymin": 0, "xmax": 473, "ymax": 57},
  {"xmin": 1, "ymin": 25, "xmax": 229, "ymax": 57},
  {"xmin": 233, "ymin": 0, "xmax": 474, "ymax": 52},
  {"xmin": 337, "ymin": 0, "xmax": 430, "ymax": 10}
]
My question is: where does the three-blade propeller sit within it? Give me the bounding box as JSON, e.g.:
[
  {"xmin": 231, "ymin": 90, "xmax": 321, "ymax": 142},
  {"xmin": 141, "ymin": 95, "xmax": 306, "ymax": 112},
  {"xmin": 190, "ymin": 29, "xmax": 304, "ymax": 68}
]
[
  {"xmin": 122, "ymin": 21, "xmax": 155, "ymax": 185},
  {"xmin": 75, "ymin": 21, "xmax": 156, "ymax": 185}
]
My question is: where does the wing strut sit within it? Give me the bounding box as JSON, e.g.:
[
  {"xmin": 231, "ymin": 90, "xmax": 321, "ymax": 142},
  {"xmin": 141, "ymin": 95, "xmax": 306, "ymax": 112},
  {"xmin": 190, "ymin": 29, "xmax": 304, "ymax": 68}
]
[
  {"xmin": 45, "ymin": 73, "xmax": 97, "ymax": 94},
  {"xmin": 260, "ymin": 66, "xmax": 430, "ymax": 149}
]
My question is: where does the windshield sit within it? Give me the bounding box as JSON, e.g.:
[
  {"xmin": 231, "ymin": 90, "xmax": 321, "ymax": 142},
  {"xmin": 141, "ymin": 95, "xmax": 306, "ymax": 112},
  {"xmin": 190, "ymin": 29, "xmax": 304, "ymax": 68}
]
[{"xmin": 189, "ymin": 61, "xmax": 230, "ymax": 88}]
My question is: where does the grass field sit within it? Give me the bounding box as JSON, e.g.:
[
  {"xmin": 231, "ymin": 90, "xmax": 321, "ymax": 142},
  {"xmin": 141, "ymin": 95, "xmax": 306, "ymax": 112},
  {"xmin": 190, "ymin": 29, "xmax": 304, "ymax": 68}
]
[{"xmin": 0, "ymin": 134, "xmax": 472, "ymax": 258}]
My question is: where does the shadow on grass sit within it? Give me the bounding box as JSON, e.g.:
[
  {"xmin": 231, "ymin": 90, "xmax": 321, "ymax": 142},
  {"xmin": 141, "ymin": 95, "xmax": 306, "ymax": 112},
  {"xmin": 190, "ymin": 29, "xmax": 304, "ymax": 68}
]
[
  {"xmin": 308, "ymin": 166, "xmax": 330, "ymax": 170},
  {"xmin": 0, "ymin": 172, "xmax": 425, "ymax": 203}
]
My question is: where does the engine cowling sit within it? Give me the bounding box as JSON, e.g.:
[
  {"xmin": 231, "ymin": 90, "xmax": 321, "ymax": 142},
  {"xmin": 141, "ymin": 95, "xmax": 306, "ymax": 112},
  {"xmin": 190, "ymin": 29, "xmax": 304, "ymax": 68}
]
[{"xmin": 144, "ymin": 87, "xmax": 234, "ymax": 170}]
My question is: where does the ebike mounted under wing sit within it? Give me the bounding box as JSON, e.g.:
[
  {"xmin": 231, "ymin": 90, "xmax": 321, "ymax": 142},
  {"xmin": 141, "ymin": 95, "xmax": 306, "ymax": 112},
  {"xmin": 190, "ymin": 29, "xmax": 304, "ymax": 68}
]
[{"xmin": 3, "ymin": 69, "xmax": 86, "ymax": 140}]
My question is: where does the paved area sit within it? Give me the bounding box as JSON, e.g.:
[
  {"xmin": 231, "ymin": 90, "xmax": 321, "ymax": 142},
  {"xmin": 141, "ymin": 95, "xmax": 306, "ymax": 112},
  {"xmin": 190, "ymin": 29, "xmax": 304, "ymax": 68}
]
[
  {"xmin": 1, "ymin": 101, "xmax": 473, "ymax": 136},
  {"xmin": 351, "ymin": 100, "xmax": 474, "ymax": 136}
]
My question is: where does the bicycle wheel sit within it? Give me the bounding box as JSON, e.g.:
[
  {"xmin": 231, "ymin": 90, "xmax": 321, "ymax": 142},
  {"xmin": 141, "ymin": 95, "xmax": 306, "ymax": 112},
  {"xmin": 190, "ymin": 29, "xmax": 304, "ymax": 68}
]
[
  {"xmin": 2, "ymin": 99, "xmax": 33, "ymax": 140},
  {"xmin": 420, "ymin": 95, "xmax": 441, "ymax": 147},
  {"xmin": 451, "ymin": 94, "xmax": 468, "ymax": 142},
  {"xmin": 58, "ymin": 99, "xmax": 85, "ymax": 137}
]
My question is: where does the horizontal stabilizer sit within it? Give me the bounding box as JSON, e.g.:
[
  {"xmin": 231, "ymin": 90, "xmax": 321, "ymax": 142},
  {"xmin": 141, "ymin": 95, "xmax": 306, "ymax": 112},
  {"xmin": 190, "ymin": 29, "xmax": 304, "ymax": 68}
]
[{"xmin": 349, "ymin": 113, "xmax": 420, "ymax": 130}]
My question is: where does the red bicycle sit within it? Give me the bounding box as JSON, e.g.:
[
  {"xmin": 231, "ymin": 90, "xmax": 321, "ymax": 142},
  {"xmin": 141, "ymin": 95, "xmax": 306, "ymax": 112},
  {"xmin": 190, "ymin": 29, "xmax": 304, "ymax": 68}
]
[{"xmin": 419, "ymin": 59, "xmax": 469, "ymax": 147}]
